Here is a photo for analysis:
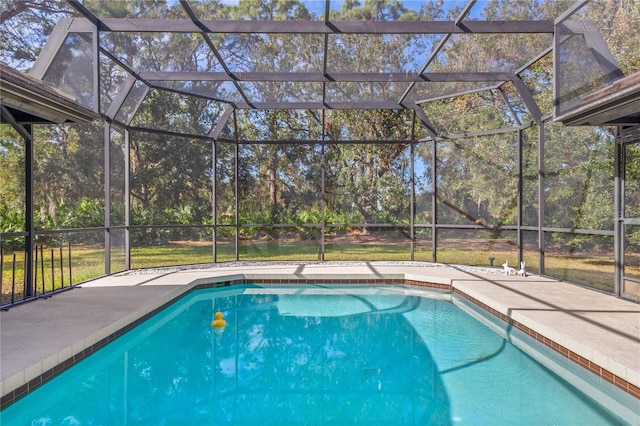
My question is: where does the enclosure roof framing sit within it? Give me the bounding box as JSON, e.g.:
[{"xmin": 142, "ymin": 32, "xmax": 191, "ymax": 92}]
[
  {"xmin": 54, "ymin": 0, "xmax": 567, "ymax": 113},
  {"xmin": 138, "ymin": 71, "xmax": 512, "ymax": 83},
  {"xmin": 75, "ymin": 17, "xmax": 555, "ymax": 34},
  {"xmin": 0, "ymin": 62, "xmax": 97, "ymax": 125}
]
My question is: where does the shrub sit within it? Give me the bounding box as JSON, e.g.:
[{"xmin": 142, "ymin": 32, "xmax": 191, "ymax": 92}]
[{"xmin": 0, "ymin": 205, "xmax": 25, "ymax": 250}]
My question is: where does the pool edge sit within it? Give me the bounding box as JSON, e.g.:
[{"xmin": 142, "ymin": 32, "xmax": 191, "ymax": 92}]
[{"xmin": 2, "ymin": 274, "xmax": 638, "ymax": 410}]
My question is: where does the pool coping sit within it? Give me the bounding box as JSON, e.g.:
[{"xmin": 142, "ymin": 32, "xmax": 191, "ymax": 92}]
[{"xmin": 1, "ymin": 270, "xmax": 639, "ymax": 409}]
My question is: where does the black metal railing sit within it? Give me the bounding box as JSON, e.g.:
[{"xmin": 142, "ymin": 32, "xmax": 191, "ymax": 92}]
[{"xmin": 1, "ymin": 242, "xmax": 73, "ymax": 309}]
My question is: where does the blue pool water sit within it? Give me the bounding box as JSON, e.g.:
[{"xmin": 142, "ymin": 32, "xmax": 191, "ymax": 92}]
[{"xmin": 1, "ymin": 285, "xmax": 635, "ymax": 425}]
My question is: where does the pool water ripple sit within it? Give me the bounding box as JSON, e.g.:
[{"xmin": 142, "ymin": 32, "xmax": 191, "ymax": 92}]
[{"xmin": 0, "ymin": 285, "xmax": 633, "ymax": 425}]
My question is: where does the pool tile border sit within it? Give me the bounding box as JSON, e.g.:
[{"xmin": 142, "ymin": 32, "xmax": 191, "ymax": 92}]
[
  {"xmin": 1, "ymin": 290, "xmax": 193, "ymax": 409},
  {"xmin": 453, "ymin": 289, "xmax": 640, "ymax": 400},
  {"xmin": 1, "ymin": 278, "xmax": 638, "ymax": 409},
  {"xmin": 0, "ymin": 280, "xmax": 242, "ymax": 409}
]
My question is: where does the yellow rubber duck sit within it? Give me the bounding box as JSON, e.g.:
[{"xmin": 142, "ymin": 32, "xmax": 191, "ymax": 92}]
[{"xmin": 211, "ymin": 311, "xmax": 227, "ymax": 328}]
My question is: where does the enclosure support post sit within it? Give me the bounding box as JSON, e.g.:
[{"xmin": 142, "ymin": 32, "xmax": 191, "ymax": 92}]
[
  {"xmin": 209, "ymin": 106, "xmax": 234, "ymax": 264},
  {"xmin": 613, "ymin": 128, "xmax": 623, "ymax": 297},
  {"xmin": 537, "ymin": 121, "xmax": 545, "ymax": 275},
  {"xmin": 104, "ymin": 121, "xmax": 111, "ymax": 275},
  {"xmin": 410, "ymin": 141, "xmax": 415, "ymax": 261},
  {"xmin": 234, "ymin": 111, "xmax": 239, "ymax": 262},
  {"xmin": 124, "ymin": 128, "xmax": 131, "ymax": 270},
  {"xmin": 517, "ymin": 128, "xmax": 524, "ymax": 265},
  {"xmin": 410, "ymin": 111, "xmax": 416, "ymax": 261},
  {"xmin": 212, "ymin": 139, "xmax": 217, "ymax": 263},
  {"xmin": 320, "ymin": 110, "xmax": 326, "ymax": 261},
  {"xmin": 431, "ymin": 137, "xmax": 437, "ymax": 263},
  {"xmin": 92, "ymin": 24, "xmax": 100, "ymax": 115},
  {"xmin": 25, "ymin": 124, "xmax": 34, "ymax": 297}
]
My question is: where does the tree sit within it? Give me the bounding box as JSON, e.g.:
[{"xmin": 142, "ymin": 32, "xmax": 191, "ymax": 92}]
[
  {"xmin": 235, "ymin": 109, "xmax": 322, "ymax": 226},
  {"xmin": 0, "ymin": 125, "xmax": 25, "ymax": 248},
  {"xmin": 32, "ymin": 123, "xmax": 104, "ymax": 229},
  {"xmin": 229, "ymin": 0, "xmax": 321, "ymax": 227},
  {"xmin": 324, "ymin": 110, "xmax": 412, "ymax": 233},
  {"xmin": 0, "ymin": 0, "xmax": 70, "ymax": 69}
]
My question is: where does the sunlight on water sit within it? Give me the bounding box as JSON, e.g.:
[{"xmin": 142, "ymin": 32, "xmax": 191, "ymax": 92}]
[{"xmin": 0, "ymin": 285, "xmax": 634, "ymax": 425}]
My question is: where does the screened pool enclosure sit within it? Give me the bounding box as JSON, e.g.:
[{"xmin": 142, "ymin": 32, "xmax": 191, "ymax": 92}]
[{"xmin": 1, "ymin": 0, "xmax": 639, "ymax": 305}]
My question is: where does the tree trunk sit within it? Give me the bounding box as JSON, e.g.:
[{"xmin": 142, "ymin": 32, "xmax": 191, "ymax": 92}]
[{"xmin": 268, "ymin": 148, "xmax": 278, "ymax": 219}]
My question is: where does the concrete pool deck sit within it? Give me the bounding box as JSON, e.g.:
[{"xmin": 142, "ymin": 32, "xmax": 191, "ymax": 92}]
[{"xmin": 1, "ymin": 261, "xmax": 639, "ymax": 408}]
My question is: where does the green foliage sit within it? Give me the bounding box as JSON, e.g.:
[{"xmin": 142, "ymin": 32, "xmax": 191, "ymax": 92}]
[
  {"xmin": 581, "ymin": 0, "xmax": 640, "ymax": 75},
  {"xmin": 58, "ymin": 198, "xmax": 104, "ymax": 229},
  {"xmin": 519, "ymin": 52, "xmax": 554, "ymax": 116},
  {"xmin": 0, "ymin": 126, "xmax": 24, "ymax": 209},
  {"xmin": 30, "ymin": 123, "xmax": 104, "ymax": 230},
  {"xmin": 0, "ymin": 204, "xmax": 25, "ymax": 250},
  {"xmin": 543, "ymin": 124, "xmax": 615, "ymax": 230},
  {"xmin": 430, "ymin": 130, "xmax": 520, "ymax": 226},
  {"xmin": 286, "ymin": 208, "xmax": 322, "ymax": 225},
  {"xmin": 130, "ymin": 204, "xmax": 211, "ymax": 245}
]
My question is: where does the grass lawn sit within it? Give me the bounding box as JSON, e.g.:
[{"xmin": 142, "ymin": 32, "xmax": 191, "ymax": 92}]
[{"xmin": 2, "ymin": 239, "xmax": 636, "ymax": 304}]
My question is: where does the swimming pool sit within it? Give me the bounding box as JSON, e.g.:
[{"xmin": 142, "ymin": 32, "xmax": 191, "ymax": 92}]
[{"xmin": 0, "ymin": 285, "xmax": 636, "ymax": 425}]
